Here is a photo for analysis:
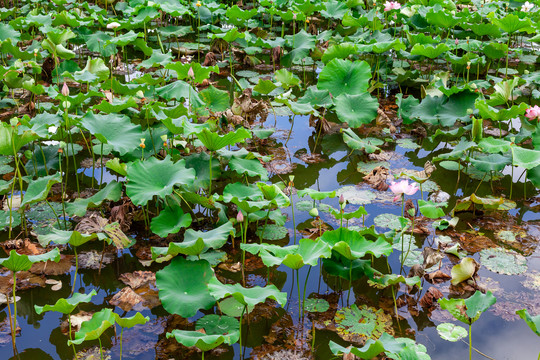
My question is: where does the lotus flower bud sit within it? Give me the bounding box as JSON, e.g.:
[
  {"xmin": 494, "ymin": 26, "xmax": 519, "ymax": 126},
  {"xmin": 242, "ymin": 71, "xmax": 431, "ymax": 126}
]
[
  {"xmin": 309, "ymin": 208, "xmax": 319, "ymax": 217},
  {"xmin": 187, "ymin": 67, "xmax": 195, "ymax": 79},
  {"xmin": 339, "ymin": 194, "xmax": 345, "ymax": 205},
  {"xmin": 61, "ymin": 82, "xmax": 69, "ymax": 96},
  {"xmin": 196, "ymin": 1, "xmax": 202, "ymax": 6},
  {"xmin": 236, "ymin": 211, "xmax": 244, "ymax": 223},
  {"xmin": 139, "ymin": 138, "xmax": 146, "ymax": 149},
  {"xmin": 107, "ymin": 22, "xmax": 120, "ymax": 30}
]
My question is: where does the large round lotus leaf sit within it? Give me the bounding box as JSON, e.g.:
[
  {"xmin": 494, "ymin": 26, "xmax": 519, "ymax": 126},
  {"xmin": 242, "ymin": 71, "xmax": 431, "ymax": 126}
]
[
  {"xmin": 155, "ymin": 257, "xmax": 216, "ymax": 318},
  {"xmin": 321, "ymin": 228, "xmax": 392, "ymax": 259},
  {"xmin": 318, "ymin": 59, "xmax": 371, "ymax": 97},
  {"xmin": 256, "ymin": 224, "xmax": 288, "ymax": 241},
  {"xmin": 335, "ymin": 186, "xmax": 376, "ymax": 205},
  {"xmin": 296, "ymin": 200, "xmax": 315, "ymax": 211},
  {"xmin": 334, "ymin": 93, "xmax": 379, "ymax": 128},
  {"xmin": 80, "ymin": 112, "xmax": 142, "ymax": 156},
  {"xmin": 304, "ymin": 298, "xmax": 330, "ymax": 313},
  {"xmin": 480, "ymin": 248, "xmax": 527, "ymax": 275},
  {"xmin": 0, "ymin": 248, "xmax": 60, "ymax": 272},
  {"xmin": 334, "ymin": 304, "xmax": 393, "ymax": 343},
  {"xmin": 396, "ymin": 138, "xmax": 420, "ymax": 150},
  {"xmin": 436, "ymin": 323, "xmax": 468, "ymax": 342},
  {"xmin": 126, "ymin": 156, "xmax": 196, "ymax": 206}
]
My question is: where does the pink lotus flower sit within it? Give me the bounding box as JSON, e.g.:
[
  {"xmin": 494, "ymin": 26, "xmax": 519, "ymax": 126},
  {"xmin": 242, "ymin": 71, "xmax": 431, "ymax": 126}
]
[
  {"xmin": 61, "ymin": 82, "xmax": 69, "ymax": 96},
  {"xmin": 525, "ymin": 105, "xmax": 540, "ymax": 121},
  {"xmin": 384, "ymin": 1, "xmax": 401, "ymax": 11},
  {"xmin": 389, "ymin": 180, "xmax": 419, "ymax": 202}
]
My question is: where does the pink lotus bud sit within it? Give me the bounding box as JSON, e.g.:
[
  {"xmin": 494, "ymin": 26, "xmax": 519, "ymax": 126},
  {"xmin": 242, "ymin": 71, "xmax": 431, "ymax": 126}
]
[
  {"xmin": 236, "ymin": 211, "xmax": 244, "ymax": 223},
  {"xmin": 61, "ymin": 82, "xmax": 69, "ymax": 96},
  {"xmin": 187, "ymin": 67, "xmax": 195, "ymax": 79},
  {"xmin": 339, "ymin": 194, "xmax": 345, "ymax": 205},
  {"xmin": 455, "ymin": 38, "xmax": 459, "ymax": 45}
]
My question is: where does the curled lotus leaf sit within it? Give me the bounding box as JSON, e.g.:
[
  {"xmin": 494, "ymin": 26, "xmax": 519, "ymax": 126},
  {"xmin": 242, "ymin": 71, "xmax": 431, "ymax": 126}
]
[{"xmin": 479, "ymin": 248, "xmax": 528, "ymax": 275}]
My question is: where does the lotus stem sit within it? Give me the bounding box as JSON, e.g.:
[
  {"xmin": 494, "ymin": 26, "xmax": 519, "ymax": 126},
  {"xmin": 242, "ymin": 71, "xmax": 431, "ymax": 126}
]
[
  {"xmin": 347, "ymin": 259, "xmax": 352, "ymax": 306},
  {"xmin": 6, "ymin": 290, "xmax": 15, "ymax": 352},
  {"xmin": 119, "ymin": 327, "xmax": 124, "ymax": 360},
  {"xmin": 469, "ymin": 324, "xmax": 472, "ymax": 360},
  {"xmin": 391, "ymin": 285, "xmax": 398, "ymax": 322},
  {"xmin": 239, "ymin": 305, "xmax": 246, "ymax": 359},
  {"xmin": 296, "ymin": 269, "xmax": 301, "ymax": 318},
  {"xmin": 71, "ymin": 246, "xmax": 78, "ymax": 295},
  {"xmin": 58, "ymin": 151, "xmax": 67, "ymax": 229},
  {"xmin": 98, "ymin": 336, "xmax": 104, "ymax": 360},
  {"xmin": 208, "ymin": 151, "xmax": 213, "ymax": 197},
  {"xmin": 69, "ymin": 314, "xmax": 76, "ymax": 359},
  {"xmin": 12, "ymin": 273, "xmax": 17, "ymax": 347},
  {"xmin": 302, "ymin": 266, "xmax": 311, "ymax": 318},
  {"xmin": 290, "ymin": 192, "xmax": 296, "ymax": 244}
]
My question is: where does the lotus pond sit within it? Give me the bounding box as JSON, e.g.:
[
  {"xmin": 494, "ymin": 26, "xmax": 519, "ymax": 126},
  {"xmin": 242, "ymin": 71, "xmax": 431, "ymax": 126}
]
[{"xmin": 0, "ymin": 0, "xmax": 540, "ymax": 359}]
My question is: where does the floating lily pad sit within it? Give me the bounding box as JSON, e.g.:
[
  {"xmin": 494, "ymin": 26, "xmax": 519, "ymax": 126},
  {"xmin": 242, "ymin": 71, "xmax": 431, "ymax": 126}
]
[
  {"xmin": 374, "ymin": 213, "xmax": 410, "ymax": 230},
  {"xmin": 256, "ymin": 224, "xmax": 288, "ymax": 241},
  {"xmin": 522, "ymin": 270, "xmax": 540, "ymax": 291},
  {"xmin": 218, "ymin": 297, "xmax": 254, "ymax": 317},
  {"xmin": 396, "ymin": 138, "xmax": 420, "ymax": 150},
  {"xmin": 392, "ymin": 234, "xmax": 418, "ymax": 251},
  {"xmin": 479, "ymin": 248, "xmax": 527, "ymax": 275},
  {"xmin": 419, "ymin": 180, "xmax": 439, "ymax": 193},
  {"xmin": 235, "ymin": 70, "xmax": 259, "ymax": 78},
  {"xmin": 357, "ymin": 161, "xmax": 390, "ymax": 175},
  {"xmin": 335, "ymin": 186, "xmax": 376, "ymax": 205},
  {"xmin": 436, "ymin": 323, "xmax": 468, "ymax": 342},
  {"xmin": 403, "ymin": 250, "xmax": 423, "ymax": 267},
  {"xmin": 304, "ymin": 298, "xmax": 330, "ymax": 313},
  {"xmin": 296, "ymin": 200, "xmax": 315, "ymax": 212},
  {"xmin": 333, "ymin": 304, "xmax": 393, "ymax": 343}
]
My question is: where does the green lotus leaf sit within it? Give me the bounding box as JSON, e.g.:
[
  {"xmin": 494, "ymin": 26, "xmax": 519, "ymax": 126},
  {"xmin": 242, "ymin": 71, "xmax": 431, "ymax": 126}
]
[
  {"xmin": 368, "ymin": 273, "xmax": 422, "ymax": 290},
  {"xmin": 196, "ymin": 314, "xmax": 239, "ymax": 344},
  {"xmin": 323, "ymin": 253, "xmax": 375, "ymax": 280},
  {"xmin": 334, "ymin": 93, "xmax": 379, "ymax": 128},
  {"xmin": 374, "ymin": 213, "xmax": 410, "ymax": 230},
  {"xmin": 451, "ymin": 257, "xmax": 477, "ymax": 285},
  {"xmin": 282, "ymin": 30, "xmax": 316, "ymax": 66},
  {"xmin": 156, "ymin": 257, "xmax": 216, "ymax": 318},
  {"xmin": 436, "ymin": 323, "xmax": 468, "ymax": 342},
  {"xmin": 200, "ymin": 85, "xmax": 230, "ymax": 112},
  {"xmin": 152, "ymin": 221, "xmax": 234, "ymax": 259},
  {"xmin": 113, "ymin": 312, "xmax": 150, "ymax": 329},
  {"xmin": 274, "ymin": 69, "xmax": 301, "ymax": 89},
  {"xmin": 156, "ymin": 80, "xmax": 203, "ymax": 107},
  {"xmin": 81, "ymin": 112, "xmax": 142, "ymax": 156},
  {"xmin": 516, "ymin": 309, "xmax": 540, "ymax": 336},
  {"xmin": 38, "ymin": 228, "xmax": 97, "ymax": 247},
  {"xmin": 256, "ymin": 224, "xmax": 288, "ymax": 241},
  {"xmin": 34, "ymin": 290, "xmax": 97, "ymax": 315},
  {"xmin": 0, "ymin": 123, "xmax": 39, "ymax": 156},
  {"xmin": 19, "ymin": 173, "xmax": 61, "ymax": 208},
  {"xmin": 150, "ymin": 202, "xmax": 192, "ymax": 238},
  {"xmin": 410, "ymin": 43, "xmax": 450, "ymax": 59},
  {"xmin": 321, "ymin": 228, "xmax": 392, "ymax": 260},
  {"xmin": 259, "ymin": 238, "xmax": 331, "ymax": 269},
  {"xmin": 126, "ymin": 156, "xmax": 195, "ymax": 206},
  {"xmin": 166, "ymin": 330, "xmax": 230, "ymax": 352},
  {"xmin": 218, "ymin": 297, "xmax": 255, "ymax": 317},
  {"xmin": 438, "ymin": 297, "xmax": 469, "ymax": 324},
  {"xmin": 470, "ymin": 153, "xmax": 511, "ymax": 173},
  {"xmin": 68, "ymin": 308, "xmax": 116, "ymax": 345},
  {"xmin": 304, "ymin": 298, "xmax": 330, "ymax": 313},
  {"xmin": 0, "ymin": 248, "xmax": 60, "ymax": 272},
  {"xmin": 297, "ymin": 188, "xmax": 336, "ymax": 200},
  {"xmin": 322, "ymin": 42, "xmax": 357, "ymax": 64},
  {"xmin": 256, "ymin": 183, "xmax": 290, "ymax": 207},
  {"xmin": 66, "ymin": 181, "xmax": 122, "ymax": 217},
  {"xmin": 138, "ymin": 49, "xmax": 173, "ymax": 69},
  {"xmin": 511, "ymin": 146, "xmax": 540, "ymax": 170},
  {"xmin": 334, "ymin": 304, "xmax": 392, "ymax": 341},
  {"xmin": 479, "ymin": 248, "xmax": 527, "ymax": 275},
  {"xmin": 342, "ymin": 128, "xmax": 383, "ymax": 154},
  {"xmin": 73, "ymin": 58, "xmax": 109, "ymax": 83},
  {"xmin": 0, "ymin": 210, "xmax": 21, "ymax": 230},
  {"xmin": 475, "ymin": 100, "xmax": 527, "ymax": 122},
  {"xmin": 197, "ymin": 127, "xmax": 251, "ymax": 152},
  {"xmin": 166, "ymin": 62, "xmax": 219, "ymax": 83},
  {"xmin": 490, "ymin": 13, "xmax": 534, "ymax": 34},
  {"xmin": 418, "ymin": 200, "xmax": 445, "ymax": 219},
  {"xmin": 254, "ymin": 79, "xmax": 277, "ymax": 95},
  {"xmin": 465, "ymin": 290, "xmax": 496, "ymax": 320},
  {"xmin": 408, "ymin": 90, "xmax": 478, "ymax": 127},
  {"xmin": 229, "ymin": 157, "xmax": 268, "ymax": 180},
  {"xmin": 208, "ymin": 277, "xmax": 287, "ymax": 308},
  {"xmin": 331, "ymin": 206, "xmax": 367, "ymax": 221},
  {"xmin": 318, "ymin": 59, "xmax": 371, "ymax": 97}
]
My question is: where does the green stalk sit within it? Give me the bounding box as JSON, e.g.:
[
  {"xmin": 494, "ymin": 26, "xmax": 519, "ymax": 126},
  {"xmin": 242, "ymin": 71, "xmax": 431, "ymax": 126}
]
[
  {"xmin": 302, "ymin": 266, "xmax": 311, "ymax": 316},
  {"xmin": 71, "ymin": 246, "xmax": 78, "ymax": 295},
  {"xmin": 119, "ymin": 327, "xmax": 124, "ymax": 360},
  {"xmin": 58, "ymin": 151, "xmax": 67, "ymax": 229},
  {"xmin": 296, "ymin": 269, "xmax": 301, "ymax": 317},
  {"xmin": 98, "ymin": 336, "xmax": 104, "ymax": 360},
  {"xmin": 11, "ymin": 273, "xmax": 17, "ymax": 347},
  {"xmin": 69, "ymin": 314, "xmax": 76, "ymax": 358},
  {"xmin": 208, "ymin": 151, "xmax": 213, "ymax": 196},
  {"xmin": 469, "ymin": 324, "xmax": 472, "ymax": 360},
  {"xmin": 347, "ymin": 259, "xmax": 352, "ymax": 305}
]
